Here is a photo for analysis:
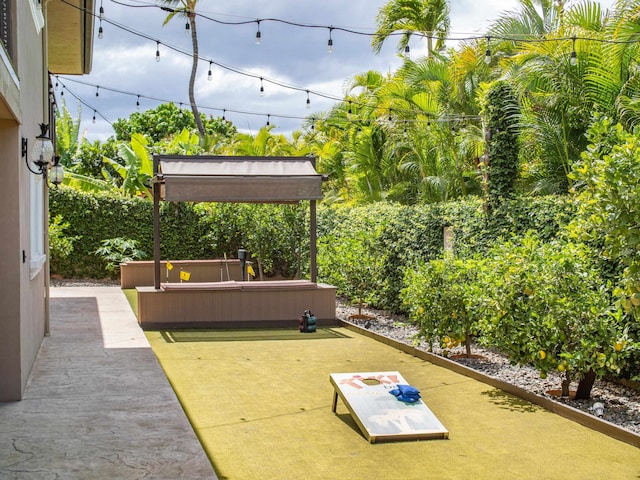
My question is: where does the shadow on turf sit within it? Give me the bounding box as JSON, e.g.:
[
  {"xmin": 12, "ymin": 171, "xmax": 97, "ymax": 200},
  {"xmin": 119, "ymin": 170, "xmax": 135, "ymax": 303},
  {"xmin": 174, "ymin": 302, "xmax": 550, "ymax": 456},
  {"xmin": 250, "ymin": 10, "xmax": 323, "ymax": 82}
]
[
  {"xmin": 160, "ymin": 328, "xmax": 351, "ymax": 343},
  {"xmin": 481, "ymin": 388, "xmax": 540, "ymax": 413}
]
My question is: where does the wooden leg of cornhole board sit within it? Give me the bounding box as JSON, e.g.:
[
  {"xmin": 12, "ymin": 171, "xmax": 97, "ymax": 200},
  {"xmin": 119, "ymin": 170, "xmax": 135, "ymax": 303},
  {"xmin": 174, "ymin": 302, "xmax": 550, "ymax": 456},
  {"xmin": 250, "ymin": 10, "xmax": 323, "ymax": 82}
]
[{"xmin": 332, "ymin": 390, "xmax": 338, "ymax": 413}]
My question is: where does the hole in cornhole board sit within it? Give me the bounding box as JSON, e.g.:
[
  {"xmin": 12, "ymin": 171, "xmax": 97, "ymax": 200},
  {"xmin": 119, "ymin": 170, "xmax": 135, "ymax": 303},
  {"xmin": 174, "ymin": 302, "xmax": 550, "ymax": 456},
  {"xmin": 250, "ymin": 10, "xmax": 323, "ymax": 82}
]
[{"xmin": 362, "ymin": 378, "xmax": 381, "ymax": 386}]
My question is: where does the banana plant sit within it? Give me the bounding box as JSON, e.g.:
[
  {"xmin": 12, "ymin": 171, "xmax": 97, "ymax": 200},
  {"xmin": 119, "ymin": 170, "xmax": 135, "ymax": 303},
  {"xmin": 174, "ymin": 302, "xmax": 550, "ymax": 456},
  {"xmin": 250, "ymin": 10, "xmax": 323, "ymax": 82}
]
[{"xmin": 102, "ymin": 133, "xmax": 153, "ymax": 199}]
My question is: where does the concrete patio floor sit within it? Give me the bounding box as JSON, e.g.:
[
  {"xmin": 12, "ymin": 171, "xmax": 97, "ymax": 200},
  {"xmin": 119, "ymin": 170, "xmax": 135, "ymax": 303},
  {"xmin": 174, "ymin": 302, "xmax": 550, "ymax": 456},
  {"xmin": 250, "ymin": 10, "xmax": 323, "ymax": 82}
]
[{"xmin": 0, "ymin": 286, "xmax": 217, "ymax": 479}]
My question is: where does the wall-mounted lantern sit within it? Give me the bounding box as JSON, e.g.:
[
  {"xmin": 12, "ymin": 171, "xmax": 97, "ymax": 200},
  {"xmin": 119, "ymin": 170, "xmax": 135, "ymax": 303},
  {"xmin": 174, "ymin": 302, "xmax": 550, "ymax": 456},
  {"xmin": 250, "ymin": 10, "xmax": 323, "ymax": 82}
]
[{"xmin": 22, "ymin": 123, "xmax": 63, "ymax": 185}]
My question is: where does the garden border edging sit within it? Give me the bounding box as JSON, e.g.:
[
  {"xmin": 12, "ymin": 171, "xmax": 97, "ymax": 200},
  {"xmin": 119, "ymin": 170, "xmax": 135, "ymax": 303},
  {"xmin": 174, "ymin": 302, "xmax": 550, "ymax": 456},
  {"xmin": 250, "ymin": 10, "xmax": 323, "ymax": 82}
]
[{"xmin": 338, "ymin": 320, "xmax": 640, "ymax": 449}]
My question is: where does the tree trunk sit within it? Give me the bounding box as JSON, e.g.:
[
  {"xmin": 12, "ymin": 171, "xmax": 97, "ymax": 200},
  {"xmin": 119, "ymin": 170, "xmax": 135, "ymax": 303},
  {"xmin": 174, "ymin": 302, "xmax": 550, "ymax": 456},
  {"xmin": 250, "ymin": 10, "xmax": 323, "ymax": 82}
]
[
  {"xmin": 574, "ymin": 369, "xmax": 596, "ymax": 400},
  {"xmin": 561, "ymin": 371, "xmax": 572, "ymax": 397},
  {"xmin": 465, "ymin": 328, "xmax": 471, "ymax": 357},
  {"xmin": 188, "ymin": 14, "xmax": 205, "ymax": 141}
]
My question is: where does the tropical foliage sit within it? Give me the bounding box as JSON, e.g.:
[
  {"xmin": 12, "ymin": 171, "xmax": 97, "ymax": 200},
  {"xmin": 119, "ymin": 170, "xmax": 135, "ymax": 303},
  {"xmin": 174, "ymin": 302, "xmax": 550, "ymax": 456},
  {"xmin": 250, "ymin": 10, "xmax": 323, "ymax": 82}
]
[{"xmin": 50, "ymin": 0, "xmax": 640, "ymax": 396}]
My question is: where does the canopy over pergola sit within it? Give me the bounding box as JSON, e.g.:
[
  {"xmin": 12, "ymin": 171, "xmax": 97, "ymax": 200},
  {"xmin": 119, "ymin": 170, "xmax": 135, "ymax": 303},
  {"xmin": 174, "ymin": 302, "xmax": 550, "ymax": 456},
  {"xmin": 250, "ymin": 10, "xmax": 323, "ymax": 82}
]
[
  {"xmin": 152, "ymin": 155, "xmax": 324, "ymax": 289},
  {"xmin": 157, "ymin": 155, "xmax": 324, "ymax": 203}
]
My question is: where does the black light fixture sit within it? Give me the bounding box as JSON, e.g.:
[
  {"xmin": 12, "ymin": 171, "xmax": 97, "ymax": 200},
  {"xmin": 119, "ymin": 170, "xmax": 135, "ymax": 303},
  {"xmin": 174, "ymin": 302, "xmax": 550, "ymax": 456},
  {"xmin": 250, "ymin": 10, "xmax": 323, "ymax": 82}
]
[
  {"xmin": 22, "ymin": 123, "xmax": 63, "ymax": 185},
  {"xmin": 49, "ymin": 156, "xmax": 64, "ymax": 186},
  {"xmin": 570, "ymin": 36, "xmax": 577, "ymax": 66},
  {"xmin": 238, "ymin": 247, "xmax": 247, "ymax": 280},
  {"xmin": 484, "ymin": 36, "xmax": 492, "ymax": 65}
]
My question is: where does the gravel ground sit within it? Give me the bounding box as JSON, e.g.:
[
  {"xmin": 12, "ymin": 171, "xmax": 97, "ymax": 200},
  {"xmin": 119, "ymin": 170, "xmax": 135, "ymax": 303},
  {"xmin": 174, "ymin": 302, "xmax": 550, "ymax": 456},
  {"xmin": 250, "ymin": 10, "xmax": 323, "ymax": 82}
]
[
  {"xmin": 50, "ymin": 279, "xmax": 639, "ymax": 436},
  {"xmin": 336, "ymin": 299, "xmax": 640, "ymax": 436}
]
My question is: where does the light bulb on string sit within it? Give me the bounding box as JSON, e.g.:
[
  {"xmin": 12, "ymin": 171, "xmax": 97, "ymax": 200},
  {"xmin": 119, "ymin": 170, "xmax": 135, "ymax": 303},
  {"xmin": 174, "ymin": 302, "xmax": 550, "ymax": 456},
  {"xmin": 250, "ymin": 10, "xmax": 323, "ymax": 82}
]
[
  {"xmin": 207, "ymin": 61, "xmax": 213, "ymax": 81},
  {"xmin": 570, "ymin": 36, "xmax": 577, "ymax": 66},
  {"xmin": 98, "ymin": 23, "xmax": 103, "ymax": 39},
  {"xmin": 484, "ymin": 36, "xmax": 491, "ymax": 64},
  {"xmin": 185, "ymin": 21, "xmax": 190, "ymax": 36},
  {"xmin": 222, "ymin": 109, "xmax": 226, "ymax": 122},
  {"xmin": 256, "ymin": 20, "xmax": 261, "ymax": 45},
  {"xmin": 92, "ymin": 111, "xmax": 96, "ymax": 124},
  {"xmin": 266, "ymin": 114, "xmax": 270, "ymax": 127},
  {"xmin": 404, "ymin": 44, "xmax": 410, "ymax": 59},
  {"xmin": 327, "ymin": 27, "xmax": 333, "ymax": 53},
  {"xmin": 136, "ymin": 95, "xmax": 140, "ymax": 110},
  {"xmin": 155, "ymin": 41, "xmax": 160, "ymax": 62},
  {"xmin": 95, "ymin": 86, "xmax": 99, "ymax": 97},
  {"xmin": 99, "ymin": 1, "xmax": 104, "ymax": 20},
  {"xmin": 306, "ymin": 91, "xmax": 311, "ymax": 109},
  {"xmin": 260, "ymin": 77, "xmax": 264, "ymax": 96}
]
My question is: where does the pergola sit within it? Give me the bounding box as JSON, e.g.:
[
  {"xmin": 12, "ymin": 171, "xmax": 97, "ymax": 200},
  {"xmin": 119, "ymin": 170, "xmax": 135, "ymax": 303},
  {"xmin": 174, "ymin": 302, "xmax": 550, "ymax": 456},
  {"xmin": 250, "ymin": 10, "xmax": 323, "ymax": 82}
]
[{"xmin": 151, "ymin": 154, "xmax": 325, "ymax": 289}]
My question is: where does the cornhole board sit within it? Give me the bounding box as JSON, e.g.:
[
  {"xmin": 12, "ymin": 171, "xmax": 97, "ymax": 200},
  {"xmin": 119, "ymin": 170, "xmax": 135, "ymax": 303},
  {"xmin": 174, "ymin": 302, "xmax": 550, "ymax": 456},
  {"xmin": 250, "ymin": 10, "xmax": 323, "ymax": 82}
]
[{"xmin": 330, "ymin": 371, "xmax": 449, "ymax": 443}]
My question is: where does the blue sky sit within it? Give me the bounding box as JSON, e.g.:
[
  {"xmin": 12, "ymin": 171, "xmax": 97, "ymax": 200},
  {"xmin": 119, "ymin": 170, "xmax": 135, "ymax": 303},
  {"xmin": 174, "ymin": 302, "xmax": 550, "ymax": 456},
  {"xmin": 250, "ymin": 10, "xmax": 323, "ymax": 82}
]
[{"xmin": 58, "ymin": 0, "xmax": 614, "ymax": 142}]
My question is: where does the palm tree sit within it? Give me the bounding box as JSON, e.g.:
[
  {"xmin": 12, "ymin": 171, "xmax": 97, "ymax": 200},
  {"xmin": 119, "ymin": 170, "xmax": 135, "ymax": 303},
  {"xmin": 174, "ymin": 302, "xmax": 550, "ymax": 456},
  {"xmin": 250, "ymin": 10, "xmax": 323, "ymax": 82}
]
[
  {"xmin": 486, "ymin": 0, "xmax": 611, "ymax": 193},
  {"xmin": 372, "ymin": 0, "xmax": 450, "ymax": 58},
  {"xmin": 586, "ymin": 0, "xmax": 640, "ymax": 129},
  {"xmin": 159, "ymin": 1, "xmax": 206, "ymax": 141},
  {"xmin": 222, "ymin": 126, "xmax": 298, "ymax": 157}
]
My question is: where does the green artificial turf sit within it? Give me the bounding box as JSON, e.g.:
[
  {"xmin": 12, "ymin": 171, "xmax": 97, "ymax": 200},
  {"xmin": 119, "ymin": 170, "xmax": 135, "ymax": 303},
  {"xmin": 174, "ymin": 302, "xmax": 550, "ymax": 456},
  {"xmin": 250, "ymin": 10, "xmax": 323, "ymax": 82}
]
[
  {"xmin": 144, "ymin": 327, "xmax": 640, "ymax": 480},
  {"xmin": 122, "ymin": 287, "xmax": 640, "ymax": 479}
]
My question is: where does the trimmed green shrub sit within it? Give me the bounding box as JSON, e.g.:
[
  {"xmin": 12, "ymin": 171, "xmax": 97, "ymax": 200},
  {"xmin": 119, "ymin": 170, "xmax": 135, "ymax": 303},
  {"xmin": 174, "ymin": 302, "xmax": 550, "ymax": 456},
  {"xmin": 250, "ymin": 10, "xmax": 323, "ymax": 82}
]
[
  {"xmin": 401, "ymin": 254, "xmax": 484, "ymax": 356},
  {"xmin": 473, "ymin": 234, "xmax": 636, "ymax": 398}
]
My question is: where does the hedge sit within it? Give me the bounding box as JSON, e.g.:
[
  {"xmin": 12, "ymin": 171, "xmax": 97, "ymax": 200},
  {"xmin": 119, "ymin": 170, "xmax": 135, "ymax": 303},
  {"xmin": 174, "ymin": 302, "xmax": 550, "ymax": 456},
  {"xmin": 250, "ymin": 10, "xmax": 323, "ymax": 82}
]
[{"xmin": 50, "ymin": 187, "xmax": 576, "ymax": 310}]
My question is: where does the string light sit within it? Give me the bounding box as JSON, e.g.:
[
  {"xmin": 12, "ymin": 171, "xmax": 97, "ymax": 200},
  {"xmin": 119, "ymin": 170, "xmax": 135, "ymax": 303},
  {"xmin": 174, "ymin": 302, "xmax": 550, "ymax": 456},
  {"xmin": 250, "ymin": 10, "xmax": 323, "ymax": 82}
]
[
  {"xmin": 570, "ymin": 36, "xmax": 577, "ymax": 66},
  {"xmin": 92, "ymin": 110, "xmax": 96, "ymax": 123},
  {"xmin": 95, "ymin": 86, "xmax": 99, "ymax": 97},
  {"xmin": 484, "ymin": 36, "xmax": 491, "ymax": 65},
  {"xmin": 403, "ymin": 31, "xmax": 411, "ymax": 59},
  {"xmin": 98, "ymin": 22, "xmax": 104, "ymax": 39},
  {"xmin": 327, "ymin": 27, "xmax": 333, "ymax": 53},
  {"xmin": 53, "ymin": 72, "xmax": 485, "ymax": 136},
  {"xmin": 266, "ymin": 114, "xmax": 270, "ymax": 126},
  {"xmin": 98, "ymin": 0, "xmax": 104, "ymax": 20},
  {"xmin": 306, "ymin": 90, "xmax": 311, "ymax": 109},
  {"xmin": 57, "ymin": 76, "xmax": 316, "ymax": 127},
  {"xmin": 136, "ymin": 95, "xmax": 140, "ymax": 110},
  {"xmin": 185, "ymin": 21, "xmax": 190, "ymax": 36},
  {"xmin": 64, "ymin": 0, "xmax": 638, "ymax": 120},
  {"xmin": 260, "ymin": 77, "xmax": 264, "ymax": 96},
  {"xmin": 60, "ymin": 0, "xmax": 640, "ymax": 72},
  {"xmin": 222, "ymin": 109, "xmax": 226, "ymax": 121},
  {"xmin": 256, "ymin": 20, "xmax": 261, "ymax": 45},
  {"xmin": 208, "ymin": 60, "xmax": 213, "ymax": 81}
]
